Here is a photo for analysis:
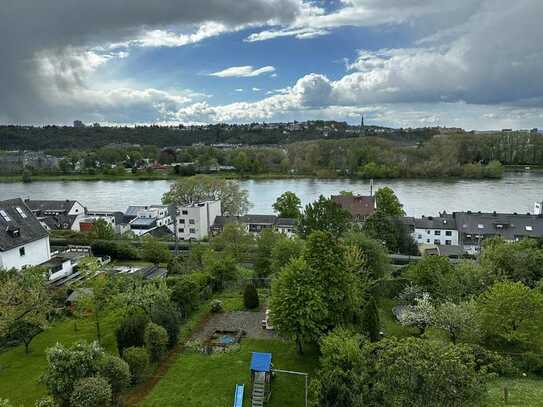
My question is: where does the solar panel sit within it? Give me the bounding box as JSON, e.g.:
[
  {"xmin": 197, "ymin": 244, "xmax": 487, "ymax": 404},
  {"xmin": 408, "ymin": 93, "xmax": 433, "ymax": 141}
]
[{"xmin": 16, "ymin": 207, "xmax": 27, "ymax": 218}]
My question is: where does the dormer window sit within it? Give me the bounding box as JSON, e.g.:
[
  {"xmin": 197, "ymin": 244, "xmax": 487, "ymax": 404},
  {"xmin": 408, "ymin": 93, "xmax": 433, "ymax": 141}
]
[{"xmin": 8, "ymin": 227, "xmax": 20, "ymax": 237}]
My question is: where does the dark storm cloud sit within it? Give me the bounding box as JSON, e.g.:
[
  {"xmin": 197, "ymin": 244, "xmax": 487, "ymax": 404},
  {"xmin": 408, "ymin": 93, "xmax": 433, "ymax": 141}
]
[{"xmin": 0, "ymin": 0, "xmax": 302, "ymax": 123}]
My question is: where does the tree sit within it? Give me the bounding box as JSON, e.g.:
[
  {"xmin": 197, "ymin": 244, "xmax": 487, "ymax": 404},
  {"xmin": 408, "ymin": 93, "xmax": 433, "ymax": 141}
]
[
  {"xmin": 397, "ymin": 293, "xmax": 434, "ymax": 335},
  {"xmin": 270, "ymin": 258, "xmax": 327, "ymax": 354},
  {"xmin": 162, "ymin": 175, "xmax": 251, "ymax": 216},
  {"xmin": 375, "ymin": 187, "xmax": 404, "ymax": 217},
  {"xmin": 70, "ymin": 376, "xmax": 112, "ymax": 407},
  {"xmin": 477, "ymin": 281, "xmax": 543, "ymax": 348},
  {"xmin": 433, "ymin": 301, "xmax": 480, "ymax": 344},
  {"xmin": 98, "ymin": 354, "xmax": 130, "ymax": 402},
  {"xmin": 358, "ymin": 337, "xmax": 487, "ymax": 406},
  {"xmin": 43, "ymin": 341, "xmax": 104, "ymax": 406},
  {"xmin": 254, "ymin": 228, "xmax": 281, "ymax": 278},
  {"xmin": 144, "ymin": 322, "xmax": 168, "ymax": 363},
  {"xmin": 142, "ymin": 236, "xmax": 172, "ymax": 264},
  {"xmin": 89, "ymin": 219, "xmax": 115, "ymax": 240},
  {"xmin": 115, "ymin": 312, "xmax": 149, "ymax": 355},
  {"xmin": 273, "ymin": 191, "xmax": 302, "ymax": 218},
  {"xmin": 243, "ymin": 284, "xmax": 260, "ymax": 309},
  {"xmin": 150, "ymin": 302, "xmax": 181, "ymax": 348},
  {"xmin": 0, "ymin": 268, "xmax": 52, "ymax": 354},
  {"xmin": 304, "ymin": 231, "xmax": 358, "ymax": 327},
  {"xmin": 117, "ymin": 278, "xmax": 172, "ymax": 316},
  {"xmin": 211, "ymin": 223, "xmax": 254, "ymax": 263},
  {"xmin": 298, "ymin": 195, "xmax": 351, "ymax": 239},
  {"xmin": 405, "ymin": 255, "xmax": 455, "ymax": 300},
  {"xmin": 270, "ymin": 236, "xmax": 305, "ymax": 273},
  {"xmin": 360, "ymin": 296, "xmax": 380, "ymax": 342},
  {"xmin": 342, "ymin": 231, "xmax": 389, "ymax": 282},
  {"xmin": 77, "ymin": 258, "xmax": 116, "ymax": 344},
  {"xmin": 203, "ymin": 253, "xmax": 238, "ymax": 291},
  {"xmin": 480, "ymin": 237, "xmax": 543, "ymax": 287}
]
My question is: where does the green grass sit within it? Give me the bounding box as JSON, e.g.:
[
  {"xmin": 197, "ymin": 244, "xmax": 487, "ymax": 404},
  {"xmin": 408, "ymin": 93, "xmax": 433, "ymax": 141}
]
[
  {"xmin": 484, "ymin": 378, "xmax": 543, "ymax": 406},
  {"xmin": 143, "ymin": 339, "xmax": 318, "ymax": 407},
  {"xmin": 378, "ymin": 298, "xmax": 419, "ymax": 338},
  {"xmin": 0, "ymin": 311, "xmax": 120, "ymax": 406}
]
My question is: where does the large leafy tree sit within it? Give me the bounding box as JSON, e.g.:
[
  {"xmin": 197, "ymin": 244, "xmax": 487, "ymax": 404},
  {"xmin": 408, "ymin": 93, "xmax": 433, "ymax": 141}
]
[
  {"xmin": 0, "ymin": 268, "xmax": 52, "ymax": 354},
  {"xmin": 477, "ymin": 281, "xmax": 543, "ymax": 348},
  {"xmin": 270, "ymin": 236, "xmax": 305, "ymax": 273},
  {"xmin": 405, "ymin": 255, "xmax": 456, "ymax": 300},
  {"xmin": 433, "ymin": 301, "xmax": 480, "ymax": 344},
  {"xmin": 270, "ymin": 258, "xmax": 327, "ymax": 354},
  {"xmin": 162, "ymin": 174, "xmax": 250, "ymax": 216},
  {"xmin": 254, "ymin": 228, "xmax": 282, "ymax": 278},
  {"xmin": 211, "ymin": 223, "xmax": 254, "ymax": 263},
  {"xmin": 298, "ymin": 195, "xmax": 350, "ymax": 239},
  {"xmin": 142, "ymin": 236, "xmax": 172, "ymax": 264},
  {"xmin": 342, "ymin": 231, "xmax": 389, "ymax": 282},
  {"xmin": 480, "ymin": 237, "xmax": 543, "ymax": 287},
  {"xmin": 273, "ymin": 191, "xmax": 302, "ymax": 218},
  {"xmin": 89, "ymin": 219, "xmax": 115, "ymax": 240},
  {"xmin": 375, "ymin": 187, "xmax": 405, "ymax": 217}
]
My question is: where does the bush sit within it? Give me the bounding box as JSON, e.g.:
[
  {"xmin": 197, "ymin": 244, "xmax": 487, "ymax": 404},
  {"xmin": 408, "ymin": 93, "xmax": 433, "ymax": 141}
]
[
  {"xmin": 243, "ymin": 284, "xmax": 260, "ymax": 309},
  {"xmin": 0, "ymin": 400, "xmax": 14, "ymax": 407},
  {"xmin": 516, "ymin": 352, "xmax": 543, "ymax": 376},
  {"xmin": 168, "ymin": 276, "xmax": 201, "ymax": 317},
  {"xmin": 98, "ymin": 354, "xmax": 130, "ymax": 399},
  {"xmin": 34, "ymin": 397, "xmax": 56, "ymax": 407},
  {"xmin": 70, "ymin": 376, "xmax": 112, "ymax": 407},
  {"xmin": 144, "ymin": 322, "xmax": 168, "ymax": 363},
  {"xmin": 210, "ymin": 299, "xmax": 223, "ymax": 313},
  {"xmin": 115, "ymin": 313, "xmax": 149, "ymax": 355},
  {"xmin": 42, "ymin": 341, "xmax": 103, "ymax": 406},
  {"xmin": 150, "ymin": 303, "xmax": 181, "ymax": 348},
  {"xmin": 91, "ymin": 240, "xmax": 140, "ymax": 260},
  {"xmin": 122, "ymin": 347, "xmax": 149, "ymax": 384}
]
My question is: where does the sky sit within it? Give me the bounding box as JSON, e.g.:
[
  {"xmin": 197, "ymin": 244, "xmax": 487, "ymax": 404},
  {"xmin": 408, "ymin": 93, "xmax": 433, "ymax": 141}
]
[{"xmin": 1, "ymin": 0, "xmax": 543, "ymax": 129}]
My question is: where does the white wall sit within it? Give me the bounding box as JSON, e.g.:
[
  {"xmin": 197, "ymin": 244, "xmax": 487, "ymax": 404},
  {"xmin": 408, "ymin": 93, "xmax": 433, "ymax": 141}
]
[
  {"xmin": 0, "ymin": 236, "xmax": 51, "ymax": 270},
  {"xmin": 413, "ymin": 228, "xmax": 459, "ymax": 246},
  {"xmin": 68, "ymin": 201, "xmax": 86, "ymax": 216},
  {"xmin": 177, "ymin": 201, "xmax": 221, "ymax": 240}
]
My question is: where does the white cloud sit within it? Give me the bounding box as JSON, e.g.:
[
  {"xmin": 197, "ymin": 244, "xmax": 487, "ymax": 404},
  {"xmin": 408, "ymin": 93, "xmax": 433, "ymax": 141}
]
[
  {"xmin": 210, "ymin": 65, "xmax": 276, "ymax": 78},
  {"xmin": 252, "ymin": 87, "xmax": 261, "ymax": 91},
  {"xmin": 235, "ymin": 88, "xmax": 244, "ymax": 92}
]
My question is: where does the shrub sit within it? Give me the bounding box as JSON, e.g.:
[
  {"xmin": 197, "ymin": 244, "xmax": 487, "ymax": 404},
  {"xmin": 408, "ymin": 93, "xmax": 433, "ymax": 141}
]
[
  {"xmin": 122, "ymin": 347, "xmax": 149, "ymax": 384},
  {"xmin": 42, "ymin": 341, "xmax": 103, "ymax": 406},
  {"xmin": 150, "ymin": 303, "xmax": 181, "ymax": 348},
  {"xmin": 98, "ymin": 354, "xmax": 130, "ymax": 399},
  {"xmin": 0, "ymin": 399, "xmax": 14, "ymax": 407},
  {"xmin": 210, "ymin": 299, "xmax": 223, "ymax": 313},
  {"xmin": 34, "ymin": 397, "xmax": 56, "ymax": 407},
  {"xmin": 70, "ymin": 376, "xmax": 112, "ymax": 407},
  {"xmin": 516, "ymin": 352, "xmax": 543, "ymax": 376},
  {"xmin": 243, "ymin": 284, "xmax": 260, "ymax": 309},
  {"xmin": 144, "ymin": 322, "xmax": 168, "ymax": 363},
  {"xmin": 115, "ymin": 313, "xmax": 149, "ymax": 355},
  {"xmin": 168, "ymin": 276, "xmax": 201, "ymax": 317}
]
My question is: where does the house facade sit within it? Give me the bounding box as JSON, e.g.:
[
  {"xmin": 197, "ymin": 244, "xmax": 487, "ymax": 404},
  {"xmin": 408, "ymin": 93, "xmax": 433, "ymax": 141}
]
[
  {"xmin": 211, "ymin": 214, "xmax": 296, "ymax": 237},
  {"xmin": 176, "ymin": 200, "xmax": 221, "ymax": 240},
  {"xmin": 25, "ymin": 199, "xmax": 86, "ymax": 231},
  {"xmin": 401, "ymin": 215, "xmax": 459, "ymax": 246},
  {"xmin": 126, "ymin": 205, "xmax": 174, "ymax": 236},
  {"xmin": 331, "ymin": 195, "xmax": 376, "ymax": 221},
  {"xmin": 0, "ymin": 198, "xmax": 51, "ymax": 270}
]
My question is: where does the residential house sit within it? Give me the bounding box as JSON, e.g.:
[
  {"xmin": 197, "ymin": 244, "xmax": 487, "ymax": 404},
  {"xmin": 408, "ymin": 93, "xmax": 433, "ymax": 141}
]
[
  {"xmin": 83, "ymin": 210, "xmax": 130, "ymax": 235},
  {"xmin": 454, "ymin": 211, "xmax": 543, "ymax": 255},
  {"xmin": 40, "ymin": 246, "xmax": 92, "ymax": 281},
  {"xmin": 0, "ymin": 198, "xmax": 51, "ymax": 269},
  {"xmin": 331, "ymin": 195, "xmax": 376, "ymax": 221},
  {"xmin": 211, "ymin": 214, "xmax": 296, "ymax": 237},
  {"xmin": 25, "ymin": 199, "xmax": 86, "ymax": 231},
  {"xmin": 401, "ymin": 215, "xmax": 459, "ymax": 246},
  {"xmin": 176, "ymin": 200, "xmax": 221, "ymax": 240},
  {"xmin": 125, "ymin": 205, "xmax": 174, "ymax": 236}
]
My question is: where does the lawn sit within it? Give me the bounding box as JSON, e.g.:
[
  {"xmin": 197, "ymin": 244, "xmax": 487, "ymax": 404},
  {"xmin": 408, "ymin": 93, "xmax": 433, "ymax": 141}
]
[
  {"xmin": 484, "ymin": 378, "xmax": 543, "ymax": 406},
  {"xmin": 143, "ymin": 339, "xmax": 318, "ymax": 407},
  {"xmin": 0, "ymin": 311, "xmax": 119, "ymax": 406}
]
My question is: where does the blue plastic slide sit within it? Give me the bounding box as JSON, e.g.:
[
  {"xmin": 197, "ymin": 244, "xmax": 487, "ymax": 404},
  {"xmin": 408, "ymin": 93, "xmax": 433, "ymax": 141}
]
[{"xmin": 234, "ymin": 384, "xmax": 245, "ymax": 407}]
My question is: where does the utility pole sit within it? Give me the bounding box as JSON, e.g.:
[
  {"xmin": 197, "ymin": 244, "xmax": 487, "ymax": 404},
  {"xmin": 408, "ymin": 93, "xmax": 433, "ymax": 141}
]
[{"xmin": 360, "ymin": 114, "xmax": 365, "ymax": 137}]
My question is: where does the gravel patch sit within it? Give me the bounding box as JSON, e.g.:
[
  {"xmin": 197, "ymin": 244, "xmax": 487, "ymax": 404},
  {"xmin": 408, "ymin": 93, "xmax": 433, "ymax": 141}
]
[{"xmin": 192, "ymin": 310, "xmax": 276, "ymax": 341}]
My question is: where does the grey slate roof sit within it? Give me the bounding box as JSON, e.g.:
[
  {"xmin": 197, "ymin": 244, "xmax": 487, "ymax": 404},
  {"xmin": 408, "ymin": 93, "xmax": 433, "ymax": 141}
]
[
  {"xmin": 454, "ymin": 212, "xmax": 543, "ymax": 240},
  {"xmin": 42, "ymin": 214, "xmax": 79, "ymax": 230},
  {"xmin": 401, "ymin": 215, "xmax": 456, "ymax": 230},
  {"xmin": 25, "ymin": 199, "xmax": 77, "ymax": 214},
  {"xmin": 0, "ymin": 198, "xmax": 48, "ymax": 251}
]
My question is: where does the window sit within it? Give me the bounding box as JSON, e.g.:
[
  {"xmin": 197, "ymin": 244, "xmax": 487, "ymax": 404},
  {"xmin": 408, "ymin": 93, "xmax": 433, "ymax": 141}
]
[
  {"xmin": 15, "ymin": 207, "xmax": 27, "ymax": 218},
  {"xmin": 445, "ymin": 240, "xmax": 452, "ymax": 245},
  {"xmin": 526, "ymin": 225, "xmax": 533, "ymax": 231},
  {"xmin": 179, "ymin": 219, "xmax": 185, "ymax": 224},
  {"xmin": 417, "ymin": 234, "xmax": 422, "ymax": 240},
  {"xmin": 19, "ymin": 247, "xmax": 25, "ymax": 257},
  {"xmin": 445, "ymin": 230, "xmax": 452, "ymax": 236},
  {"xmin": 434, "ymin": 230, "xmax": 441, "ymax": 236},
  {"xmin": 426, "ymin": 239, "xmax": 430, "ymax": 243},
  {"xmin": 182, "ymin": 210, "xmax": 188, "ymax": 215},
  {"xmin": 189, "ymin": 219, "xmax": 195, "ymax": 225},
  {"xmin": 189, "ymin": 228, "xmax": 196, "ymax": 234},
  {"xmin": 0, "ymin": 209, "xmax": 11, "ymax": 222},
  {"xmin": 179, "ymin": 228, "xmax": 184, "ymax": 233},
  {"xmin": 426, "ymin": 230, "xmax": 431, "ymax": 234}
]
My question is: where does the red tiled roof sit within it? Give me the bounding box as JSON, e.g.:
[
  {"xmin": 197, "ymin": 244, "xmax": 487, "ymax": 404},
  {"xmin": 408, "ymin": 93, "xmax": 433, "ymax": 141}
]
[{"xmin": 332, "ymin": 195, "xmax": 376, "ymax": 218}]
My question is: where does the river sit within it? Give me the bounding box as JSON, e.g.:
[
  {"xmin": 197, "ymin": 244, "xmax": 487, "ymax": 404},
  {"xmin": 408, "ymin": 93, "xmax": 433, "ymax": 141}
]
[{"xmin": 0, "ymin": 172, "xmax": 542, "ymax": 217}]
